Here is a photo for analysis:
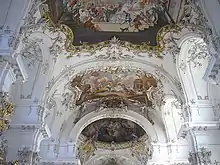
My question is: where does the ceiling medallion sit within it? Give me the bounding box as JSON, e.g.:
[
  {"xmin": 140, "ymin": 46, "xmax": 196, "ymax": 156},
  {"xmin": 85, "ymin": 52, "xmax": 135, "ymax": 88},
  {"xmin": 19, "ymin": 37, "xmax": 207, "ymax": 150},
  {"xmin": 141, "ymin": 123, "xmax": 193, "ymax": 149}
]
[{"xmin": 41, "ymin": 0, "xmax": 183, "ymax": 56}]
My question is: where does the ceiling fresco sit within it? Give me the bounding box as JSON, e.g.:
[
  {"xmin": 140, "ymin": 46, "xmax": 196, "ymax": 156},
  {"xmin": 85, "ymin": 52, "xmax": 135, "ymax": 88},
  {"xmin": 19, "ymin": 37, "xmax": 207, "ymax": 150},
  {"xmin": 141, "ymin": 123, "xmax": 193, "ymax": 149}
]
[
  {"xmin": 45, "ymin": 0, "xmax": 174, "ymax": 46},
  {"xmin": 70, "ymin": 70, "xmax": 158, "ymax": 106},
  {"xmin": 81, "ymin": 118, "xmax": 145, "ymax": 143}
]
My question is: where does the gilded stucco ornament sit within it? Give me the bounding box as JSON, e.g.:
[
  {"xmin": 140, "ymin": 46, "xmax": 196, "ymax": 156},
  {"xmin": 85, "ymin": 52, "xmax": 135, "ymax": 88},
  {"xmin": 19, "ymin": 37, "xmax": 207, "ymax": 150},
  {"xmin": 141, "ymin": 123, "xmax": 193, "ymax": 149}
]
[
  {"xmin": 78, "ymin": 134, "xmax": 151, "ymax": 165},
  {"xmin": 0, "ymin": 92, "xmax": 14, "ymax": 133},
  {"xmin": 44, "ymin": 20, "xmax": 181, "ymax": 58},
  {"xmin": 40, "ymin": 0, "xmax": 187, "ymax": 58},
  {"xmin": 37, "ymin": 0, "xmax": 214, "ymax": 59}
]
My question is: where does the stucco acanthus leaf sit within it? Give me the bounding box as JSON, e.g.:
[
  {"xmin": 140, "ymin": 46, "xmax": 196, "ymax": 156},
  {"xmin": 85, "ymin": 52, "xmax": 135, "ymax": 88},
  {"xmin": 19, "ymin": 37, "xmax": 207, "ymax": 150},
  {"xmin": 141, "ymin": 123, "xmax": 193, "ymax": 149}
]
[
  {"xmin": 197, "ymin": 147, "xmax": 212, "ymax": 165},
  {"xmin": 187, "ymin": 41, "xmax": 210, "ymax": 68},
  {"xmin": 130, "ymin": 142, "xmax": 153, "ymax": 165},
  {"xmin": 189, "ymin": 147, "xmax": 212, "ymax": 165},
  {"xmin": 0, "ymin": 135, "xmax": 8, "ymax": 163},
  {"xmin": 10, "ymin": 0, "xmax": 45, "ymax": 51},
  {"xmin": 0, "ymin": 55, "xmax": 23, "ymax": 80},
  {"xmin": 20, "ymin": 39, "xmax": 43, "ymax": 68},
  {"xmin": 163, "ymin": 34, "xmax": 180, "ymax": 62},
  {"xmin": 61, "ymin": 91, "xmax": 76, "ymax": 110},
  {"xmin": 49, "ymin": 35, "xmax": 66, "ymax": 63},
  {"xmin": 46, "ymin": 96, "xmax": 57, "ymax": 111},
  {"xmin": 179, "ymin": 61, "xmax": 187, "ymax": 74},
  {"xmin": 96, "ymin": 104, "xmax": 128, "ymax": 113},
  {"xmin": 95, "ymin": 37, "xmax": 134, "ymax": 60},
  {"xmin": 17, "ymin": 147, "xmax": 40, "ymax": 165},
  {"xmin": 41, "ymin": 60, "xmax": 49, "ymax": 74},
  {"xmin": 178, "ymin": 0, "xmax": 211, "ymax": 36},
  {"xmin": 149, "ymin": 86, "xmax": 165, "ymax": 109}
]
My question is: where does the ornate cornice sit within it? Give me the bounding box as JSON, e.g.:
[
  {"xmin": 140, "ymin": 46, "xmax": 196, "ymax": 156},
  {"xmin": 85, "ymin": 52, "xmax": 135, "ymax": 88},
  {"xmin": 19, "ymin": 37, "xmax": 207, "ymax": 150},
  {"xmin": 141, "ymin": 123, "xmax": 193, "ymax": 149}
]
[{"xmin": 178, "ymin": 121, "xmax": 220, "ymax": 139}]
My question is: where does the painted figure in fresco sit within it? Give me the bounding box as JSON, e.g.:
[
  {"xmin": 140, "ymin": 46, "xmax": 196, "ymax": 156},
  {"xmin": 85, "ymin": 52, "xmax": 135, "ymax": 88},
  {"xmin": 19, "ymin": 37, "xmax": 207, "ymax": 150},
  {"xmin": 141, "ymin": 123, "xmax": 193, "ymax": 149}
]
[
  {"xmin": 82, "ymin": 118, "xmax": 145, "ymax": 143},
  {"xmin": 132, "ymin": 15, "xmax": 142, "ymax": 31},
  {"xmin": 63, "ymin": 0, "xmax": 81, "ymax": 12},
  {"xmin": 120, "ymin": 11, "xmax": 132, "ymax": 25},
  {"xmin": 48, "ymin": 0, "xmax": 170, "ymax": 46},
  {"xmin": 71, "ymin": 72, "xmax": 158, "ymax": 106},
  {"xmin": 84, "ymin": 18, "xmax": 97, "ymax": 31}
]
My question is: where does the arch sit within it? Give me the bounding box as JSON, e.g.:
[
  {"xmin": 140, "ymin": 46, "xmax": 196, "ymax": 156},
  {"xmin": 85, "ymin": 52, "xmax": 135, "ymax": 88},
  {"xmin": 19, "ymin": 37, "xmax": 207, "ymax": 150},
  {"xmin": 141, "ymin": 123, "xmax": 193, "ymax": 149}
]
[
  {"xmin": 41, "ymin": 58, "xmax": 184, "ymax": 124},
  {"xmin": 176, "ymin": 36, "xmax": 211, "ymax": 104},
  {"xmin": 68, "ymin": 110, "xmax": 165, "ymax": 144}
]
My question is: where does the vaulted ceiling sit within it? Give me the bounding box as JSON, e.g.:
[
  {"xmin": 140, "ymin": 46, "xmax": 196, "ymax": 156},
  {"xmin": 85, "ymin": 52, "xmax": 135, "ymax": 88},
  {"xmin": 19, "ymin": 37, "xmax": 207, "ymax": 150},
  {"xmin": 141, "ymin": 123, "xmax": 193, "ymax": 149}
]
[{"xmin": 2, "ymin": 0, "xmax": 218, "ymax": 164}]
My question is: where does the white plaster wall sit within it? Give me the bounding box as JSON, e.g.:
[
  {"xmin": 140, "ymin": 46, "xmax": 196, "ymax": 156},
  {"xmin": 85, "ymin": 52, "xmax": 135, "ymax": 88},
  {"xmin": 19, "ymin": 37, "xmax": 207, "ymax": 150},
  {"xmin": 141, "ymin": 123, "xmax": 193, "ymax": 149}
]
[{"xmin": 0, "ymin": 0, "xmax": 30, "ymax": 32}]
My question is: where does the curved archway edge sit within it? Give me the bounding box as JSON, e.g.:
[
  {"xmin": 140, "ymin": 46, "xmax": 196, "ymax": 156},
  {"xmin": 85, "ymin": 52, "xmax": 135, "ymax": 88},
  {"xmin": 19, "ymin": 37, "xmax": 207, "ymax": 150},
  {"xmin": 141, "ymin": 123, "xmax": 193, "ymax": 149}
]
[{"xmin": 69, "ymin": 110, "xmax": 159, "ymax": 144}]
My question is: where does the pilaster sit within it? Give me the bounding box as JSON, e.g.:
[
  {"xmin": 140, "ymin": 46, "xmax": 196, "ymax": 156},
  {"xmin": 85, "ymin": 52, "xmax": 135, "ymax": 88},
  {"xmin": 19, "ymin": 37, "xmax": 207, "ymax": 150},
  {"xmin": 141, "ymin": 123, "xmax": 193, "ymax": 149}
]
[
  {"xmin": 180, "ymin": 103, "xmax": 220, "ymax": 165},
  {"xmin": 0, "ymin": 26, "xmax": 13, "ymax": 56},
  {"xmin": 40, "ymin": 140, "xmax": 77, "ymax": 164},
  {"xmin": 197, "ymin": 0, "xmax": 220, "ymax": 84},
  {"xmin": 4, "ymin": 103, "xmax": 49, "ymax": 163}
]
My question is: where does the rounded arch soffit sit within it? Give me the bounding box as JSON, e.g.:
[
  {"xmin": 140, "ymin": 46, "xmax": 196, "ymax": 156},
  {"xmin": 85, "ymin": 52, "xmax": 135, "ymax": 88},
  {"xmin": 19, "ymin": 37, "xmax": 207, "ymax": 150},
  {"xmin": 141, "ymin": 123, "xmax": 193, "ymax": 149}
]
[
  {"xmin": 69, "ymin": 110, "xmax": 159, "ymax": 143},
  {"xmin": 41, "ymin": 58, "xmax": 184, "ymax": 121}
]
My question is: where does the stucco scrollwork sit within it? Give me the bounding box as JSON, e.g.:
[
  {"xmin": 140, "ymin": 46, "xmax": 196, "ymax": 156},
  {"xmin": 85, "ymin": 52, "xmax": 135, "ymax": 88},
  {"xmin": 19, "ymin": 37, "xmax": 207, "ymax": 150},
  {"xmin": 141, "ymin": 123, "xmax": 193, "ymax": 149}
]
[
  {"xmin": 19, "ymin": 38, "xmax": 43, "ymax": 68},
  {"xmin": 101, "ymin": 157, "xmax": 126, "ymax": 165},
  {"xmin": 197, "ymin": 147, "xmax": 212, "ymax": 165},
  {"xmin": 95, "ymin": 37, "xmax": 134, "ymax": 60},
  {"xmin": 61, "ymin": 91, "xmax": 75, "ymax": 110},
  {"xmin": 96, "ymin": 98, "xmax": 128, "ymax": 113},
  {"xmin": 0, "ymin": 135, "xmax": 8, "ymax": 164},
  {"xmin": 17, "ymin": 147, "xmax": 40, "ymax": 165},
  {"xmin": 11, "ymin": 0, "xmax": 45, "ymax": 50},
  {"xmin": 130, "ymin": 140, "xmax": 153, "ymax": 165},
  {"xmin": 187, "ymin": 40, "xmax": 210, "ymax": 68},
  {"xmin": 188, "ymin": 147, "xmax": 212, "ymax": 165}
]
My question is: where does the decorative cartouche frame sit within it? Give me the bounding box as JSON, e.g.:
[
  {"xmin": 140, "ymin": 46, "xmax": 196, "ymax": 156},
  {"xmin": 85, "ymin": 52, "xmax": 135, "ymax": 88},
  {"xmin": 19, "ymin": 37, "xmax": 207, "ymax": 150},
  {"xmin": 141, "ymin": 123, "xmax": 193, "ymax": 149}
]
[{"xmin": 40, "ymin": 3, "xmax": 182, "ymax": 57}]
